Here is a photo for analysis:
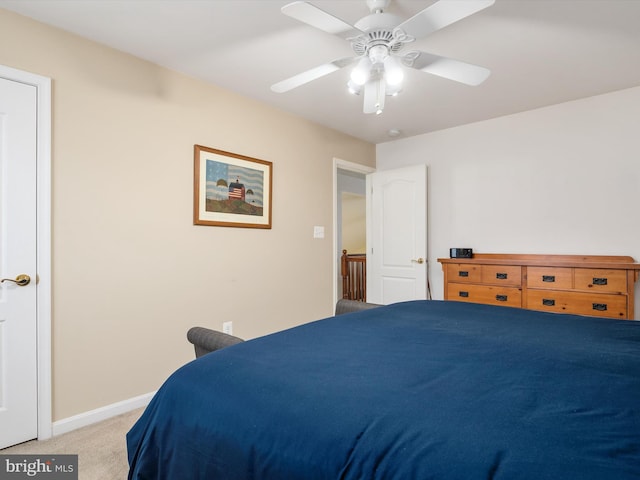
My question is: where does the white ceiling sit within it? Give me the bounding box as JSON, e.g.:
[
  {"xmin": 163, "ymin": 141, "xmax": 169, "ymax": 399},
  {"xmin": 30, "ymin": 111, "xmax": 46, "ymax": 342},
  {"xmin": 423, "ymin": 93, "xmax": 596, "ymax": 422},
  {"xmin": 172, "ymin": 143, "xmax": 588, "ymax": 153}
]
[{"xmin": 2, "ymin": 0, "xmax": 639, "ymax": 144}]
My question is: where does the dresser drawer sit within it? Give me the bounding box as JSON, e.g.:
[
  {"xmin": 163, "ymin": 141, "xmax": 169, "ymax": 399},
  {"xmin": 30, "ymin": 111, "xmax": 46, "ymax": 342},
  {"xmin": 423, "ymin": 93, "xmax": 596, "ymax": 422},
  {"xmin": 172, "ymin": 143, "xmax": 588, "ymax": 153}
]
[
  {"xmin": 527, "ymin": 290, "xmax": 627, "ymax": 319},
  {"xmin": 574, "ymin": 268, "xmax": 627, "ymax": 294},
  {"xmin": 527, "ymin": 267, "xmax": 572, "ymax": 290},
  {"xmin": 481, "ymin": 265, "xmax": 522, "ymax": 286},
  {"xmin": 447, "ymin": 264, "xmax": 481, "ymax": 283},
  {"xmin": 447, "ymin": 283, "xmax": 522, "ymax": 308}
]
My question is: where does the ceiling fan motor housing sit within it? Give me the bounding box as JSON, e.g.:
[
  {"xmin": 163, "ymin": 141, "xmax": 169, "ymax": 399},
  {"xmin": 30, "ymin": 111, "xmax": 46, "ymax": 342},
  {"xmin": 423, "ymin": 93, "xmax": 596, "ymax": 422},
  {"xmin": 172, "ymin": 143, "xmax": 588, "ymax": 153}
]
[{"xmin": 352, "ymin": 12, "xmax": 406, "ymax": 61}]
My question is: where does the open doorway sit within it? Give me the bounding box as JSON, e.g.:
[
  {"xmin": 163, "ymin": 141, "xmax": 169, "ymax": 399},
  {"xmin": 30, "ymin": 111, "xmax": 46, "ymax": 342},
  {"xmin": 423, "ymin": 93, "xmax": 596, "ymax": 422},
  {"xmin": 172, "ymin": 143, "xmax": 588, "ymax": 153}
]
[
  {"xmin": 333, "ymin": 158, "xmax": 375, "ymax": 306},
  {"xmin": 341, "ymin": 192, "xmax": 366, "ymax": 255}
]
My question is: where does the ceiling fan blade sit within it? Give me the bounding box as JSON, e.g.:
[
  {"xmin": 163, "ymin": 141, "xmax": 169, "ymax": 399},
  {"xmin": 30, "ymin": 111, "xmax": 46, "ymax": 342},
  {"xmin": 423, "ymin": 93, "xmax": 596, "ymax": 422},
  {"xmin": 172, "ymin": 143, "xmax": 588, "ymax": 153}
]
[
  {"xmin": 271, "ymin": 57, "xmax": 356, "ymax": 93},
  {"xmin": 404, "ymin": 51, "xmax": 490, "ymax": 86},
  {"xmin": 397, "ymin": 0, "xmax": 495, "ymax": 39},
  {"xmin": 282, "ymin": 1, "xmax": 362, "ymax": 39}
]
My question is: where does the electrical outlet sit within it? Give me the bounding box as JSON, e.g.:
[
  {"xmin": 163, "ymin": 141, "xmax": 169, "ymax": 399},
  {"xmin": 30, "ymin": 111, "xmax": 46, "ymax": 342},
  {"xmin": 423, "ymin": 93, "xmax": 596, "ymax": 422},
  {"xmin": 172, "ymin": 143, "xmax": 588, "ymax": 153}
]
[{"xmin": 222, "ymin": 321, "xmax": 233, "ymax": 335}]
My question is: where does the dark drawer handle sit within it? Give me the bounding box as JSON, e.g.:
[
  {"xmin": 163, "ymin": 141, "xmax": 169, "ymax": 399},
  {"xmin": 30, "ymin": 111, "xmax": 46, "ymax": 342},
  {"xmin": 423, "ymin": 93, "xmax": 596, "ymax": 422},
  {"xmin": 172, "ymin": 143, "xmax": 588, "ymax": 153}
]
[
  {"xmin": 542, "ymin": 275, "xmax": 556, "ymax": 282},
  {"xmin": 496, "ymin": 273, "xmax": 508, "ymax": 280},
  {"xmin": 592, "ymin": 303, "xmax": 607, "ymax": 311},
  {"xmin": 459, "ymin": 291, "xmax": 469, "ymax": 298},
  {"xmin": 458, "ymin": 271, "xmax": 469, "ymax": 277},
  {"xmin": 495, "ymin": 295, "xmax": 507, "ymax": 302},
  {"xmin": 592, "ymin": 278, "xmax": 608, "ymax": 286},
  {"xmin": 542, "ymin": 299, "xmax": 555, "ymax": 306}
]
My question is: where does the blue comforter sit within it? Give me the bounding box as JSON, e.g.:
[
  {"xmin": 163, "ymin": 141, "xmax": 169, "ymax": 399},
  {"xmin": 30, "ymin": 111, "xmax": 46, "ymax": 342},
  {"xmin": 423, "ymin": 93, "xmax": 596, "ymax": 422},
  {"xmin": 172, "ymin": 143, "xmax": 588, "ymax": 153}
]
[{"xmin": 127, "ymin": 300, "xmax": 640, "ymax": 479}]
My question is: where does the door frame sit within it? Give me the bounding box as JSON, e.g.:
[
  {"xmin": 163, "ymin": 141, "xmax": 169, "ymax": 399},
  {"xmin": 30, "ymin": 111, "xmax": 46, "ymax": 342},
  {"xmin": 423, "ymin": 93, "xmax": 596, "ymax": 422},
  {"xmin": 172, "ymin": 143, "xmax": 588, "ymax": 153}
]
[
  {"xmin": 0, "ymin": 64, "xmax": 52, "ymax": 440},
  {"xmin": 332, "ymin": 158, "xmax": 375, "ymax": 308}
]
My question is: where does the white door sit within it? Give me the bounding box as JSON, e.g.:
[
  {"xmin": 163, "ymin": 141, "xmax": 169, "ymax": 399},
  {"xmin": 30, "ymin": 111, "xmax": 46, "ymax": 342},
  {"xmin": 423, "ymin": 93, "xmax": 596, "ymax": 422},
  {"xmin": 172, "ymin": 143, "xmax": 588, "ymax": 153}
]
[
  {"xmin": 0, "ymin": 77, "xmax": 38, "ymax": 449},
  {"xmin": 366, "ymin": 164, "xmax": 427, "ymax": 304}
]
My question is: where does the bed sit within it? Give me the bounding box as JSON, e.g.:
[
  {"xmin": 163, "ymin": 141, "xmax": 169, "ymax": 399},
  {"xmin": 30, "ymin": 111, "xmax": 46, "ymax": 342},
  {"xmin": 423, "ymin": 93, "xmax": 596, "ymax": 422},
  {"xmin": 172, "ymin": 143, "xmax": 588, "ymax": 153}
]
[{"xmin": 127, "ymin": 300, "xmax": 640, "ymax": 479}]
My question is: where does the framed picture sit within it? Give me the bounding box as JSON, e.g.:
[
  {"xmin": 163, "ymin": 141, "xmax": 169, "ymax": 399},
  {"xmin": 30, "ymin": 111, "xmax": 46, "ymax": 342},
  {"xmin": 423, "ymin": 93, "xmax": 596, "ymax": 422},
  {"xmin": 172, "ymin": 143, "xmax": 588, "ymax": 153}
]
[{"xmin": 194, "ymin": 145, "xmax": 272, "ymax": 228}]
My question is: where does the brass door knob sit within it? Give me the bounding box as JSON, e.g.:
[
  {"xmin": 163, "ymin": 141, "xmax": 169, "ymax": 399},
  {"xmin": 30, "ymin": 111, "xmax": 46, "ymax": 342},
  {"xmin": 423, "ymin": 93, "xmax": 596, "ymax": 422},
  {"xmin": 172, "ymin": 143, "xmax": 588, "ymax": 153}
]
[
  {"xmin": 411, "ymin": 258, "xmax": 425, "ymax": 264},
  {"xmin": 1, "ymin": 274, "xmax": 31, "ymax": 286}
]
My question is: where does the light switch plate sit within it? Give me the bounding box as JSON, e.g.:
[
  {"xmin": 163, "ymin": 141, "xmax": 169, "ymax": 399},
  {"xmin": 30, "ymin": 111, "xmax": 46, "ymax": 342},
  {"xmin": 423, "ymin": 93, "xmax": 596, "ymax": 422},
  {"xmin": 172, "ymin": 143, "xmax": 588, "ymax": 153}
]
[{"xmin": 313, "ymin": 226, "xmax": 325, "ymax": 239}]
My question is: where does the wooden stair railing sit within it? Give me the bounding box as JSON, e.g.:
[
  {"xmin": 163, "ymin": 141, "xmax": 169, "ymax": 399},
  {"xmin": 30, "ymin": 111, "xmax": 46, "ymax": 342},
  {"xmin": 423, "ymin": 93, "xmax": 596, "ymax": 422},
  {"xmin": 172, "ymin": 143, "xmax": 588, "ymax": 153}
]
[{"xmin": 341, "ymin": 249, "xmax": 367, "ymax": 302}]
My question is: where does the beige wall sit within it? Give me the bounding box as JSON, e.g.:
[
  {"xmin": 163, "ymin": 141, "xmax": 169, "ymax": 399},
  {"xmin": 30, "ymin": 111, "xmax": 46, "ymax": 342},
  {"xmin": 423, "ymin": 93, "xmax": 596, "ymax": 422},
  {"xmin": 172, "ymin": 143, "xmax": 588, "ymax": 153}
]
[
  {"xmin": 377, "ymin": 85, "xmax": 640, "ymax": 316},
  {"xmin": 0, "ymin": 9, "xmax": 375, "ymax": 421}
]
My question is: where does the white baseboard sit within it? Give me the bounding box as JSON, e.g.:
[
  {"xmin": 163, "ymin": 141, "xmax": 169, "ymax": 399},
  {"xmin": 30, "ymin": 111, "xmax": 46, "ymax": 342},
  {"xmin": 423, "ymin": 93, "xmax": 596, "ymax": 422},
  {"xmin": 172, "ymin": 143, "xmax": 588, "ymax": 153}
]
[{"xmin": 52, "ymin": 391, "xmax": 156, "ymax": 437}]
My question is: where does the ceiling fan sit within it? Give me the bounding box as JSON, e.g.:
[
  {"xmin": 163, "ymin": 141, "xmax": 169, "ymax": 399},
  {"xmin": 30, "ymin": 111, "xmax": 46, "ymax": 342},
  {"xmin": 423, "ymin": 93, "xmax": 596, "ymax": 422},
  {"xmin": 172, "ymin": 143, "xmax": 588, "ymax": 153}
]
[{"xmin": 271, "ymin": 0, "xmax": 494, "ymax": 115}]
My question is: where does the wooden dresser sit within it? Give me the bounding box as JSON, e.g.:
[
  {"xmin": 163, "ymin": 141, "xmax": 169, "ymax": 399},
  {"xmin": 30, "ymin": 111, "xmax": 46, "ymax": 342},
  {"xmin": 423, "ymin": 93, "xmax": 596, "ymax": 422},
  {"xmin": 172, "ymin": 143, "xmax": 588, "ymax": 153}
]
[{"xmin": 438, "ymin": 254, "xmax": 640, "ymax": 320}]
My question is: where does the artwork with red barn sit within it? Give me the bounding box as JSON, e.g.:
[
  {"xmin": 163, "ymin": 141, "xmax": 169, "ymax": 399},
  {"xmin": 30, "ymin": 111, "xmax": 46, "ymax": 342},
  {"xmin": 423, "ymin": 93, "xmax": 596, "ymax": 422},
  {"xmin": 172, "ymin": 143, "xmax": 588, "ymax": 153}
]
[{"xmin": 194, "ymin": 145, "xmax": 272, "ymax": 228}]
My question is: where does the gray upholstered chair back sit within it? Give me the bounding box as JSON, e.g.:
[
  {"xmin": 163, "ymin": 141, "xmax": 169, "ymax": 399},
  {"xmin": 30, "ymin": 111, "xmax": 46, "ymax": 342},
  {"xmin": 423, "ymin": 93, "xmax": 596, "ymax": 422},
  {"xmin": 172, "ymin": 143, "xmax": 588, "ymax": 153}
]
[
  {"xmin": 335, "ymin": 299, "xmax": 381, "ymax": 316},
  {"xmin": 187, "ymin": 327, "xmax": 244, "ymax": 358}
]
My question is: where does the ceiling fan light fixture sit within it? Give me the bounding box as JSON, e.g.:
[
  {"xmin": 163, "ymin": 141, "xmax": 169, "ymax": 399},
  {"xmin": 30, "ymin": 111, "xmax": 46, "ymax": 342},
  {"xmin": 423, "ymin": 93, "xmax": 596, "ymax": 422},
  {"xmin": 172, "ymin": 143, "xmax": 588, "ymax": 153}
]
[
  {"xmin": 368, "ymin": 44, "xmax": 388, "ymax": 64},
  {"xmin": 350, "ymin": 56, "xmax": 372, "ymax": 85},
  {"xmin": 383, "ymin": 56, "xmax": 404, "ymax": 86},
  {"xmin": 347, "ymin": 79, "xmax": 362, "ymax": 95},
  {"xmin": 385, "ymin": 82, "xmax": 402, "ymax": 97}
]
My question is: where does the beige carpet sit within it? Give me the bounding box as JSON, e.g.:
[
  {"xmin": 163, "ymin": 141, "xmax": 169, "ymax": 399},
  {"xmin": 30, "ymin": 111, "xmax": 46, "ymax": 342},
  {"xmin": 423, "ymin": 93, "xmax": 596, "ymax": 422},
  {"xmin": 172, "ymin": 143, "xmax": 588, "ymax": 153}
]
[{"xmin": 1, "ymin": 407, "xmax": 144, "ymax": 480}]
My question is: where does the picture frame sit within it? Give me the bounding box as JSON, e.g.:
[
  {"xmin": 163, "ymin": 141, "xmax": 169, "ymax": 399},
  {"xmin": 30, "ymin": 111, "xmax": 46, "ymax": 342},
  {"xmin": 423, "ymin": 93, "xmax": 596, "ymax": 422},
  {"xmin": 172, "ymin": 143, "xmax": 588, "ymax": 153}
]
[{"xmin": 194, "ymin": 145, "xmax": 272, "ymax": 229}]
